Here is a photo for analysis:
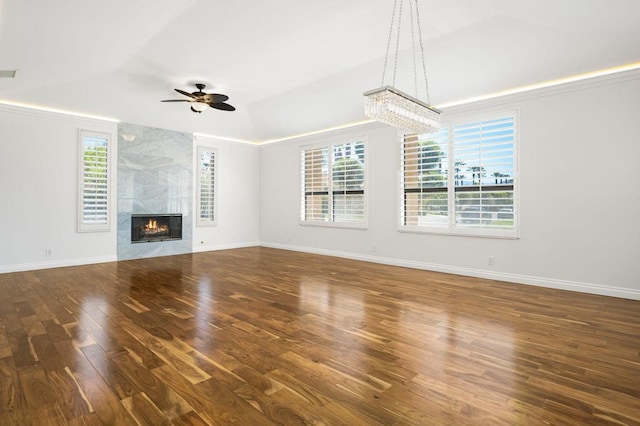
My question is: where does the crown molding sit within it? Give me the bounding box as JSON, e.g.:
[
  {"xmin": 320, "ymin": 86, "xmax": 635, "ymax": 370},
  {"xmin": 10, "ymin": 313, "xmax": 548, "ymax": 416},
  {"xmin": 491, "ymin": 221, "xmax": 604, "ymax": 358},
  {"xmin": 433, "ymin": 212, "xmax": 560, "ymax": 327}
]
[
  {"xmin": 0, "ymin": 100, "xmax": 119, "ymax": 123},
  {"xmin": 1, "ymin": 65, "xmax": 638, "ymax": 144},
  {"xmin": 438, "ymin": 66, "xmax": 640, "ymax": 115}
]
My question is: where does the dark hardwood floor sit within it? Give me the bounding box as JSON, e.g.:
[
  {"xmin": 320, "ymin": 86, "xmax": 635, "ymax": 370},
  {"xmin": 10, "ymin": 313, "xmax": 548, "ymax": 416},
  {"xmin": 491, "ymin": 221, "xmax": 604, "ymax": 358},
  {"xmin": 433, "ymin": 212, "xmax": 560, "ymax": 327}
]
[{"xmin": 0, "ymin": 247, "xmax": 639, "ymax": 425}]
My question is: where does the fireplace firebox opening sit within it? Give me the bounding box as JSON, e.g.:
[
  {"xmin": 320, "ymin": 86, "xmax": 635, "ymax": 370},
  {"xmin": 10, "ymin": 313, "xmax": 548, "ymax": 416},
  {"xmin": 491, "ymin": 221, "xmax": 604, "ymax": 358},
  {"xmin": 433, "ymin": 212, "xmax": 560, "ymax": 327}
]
[{"xmin": 131, "ymin": 214, "xmax": 182, "ymax": 243}]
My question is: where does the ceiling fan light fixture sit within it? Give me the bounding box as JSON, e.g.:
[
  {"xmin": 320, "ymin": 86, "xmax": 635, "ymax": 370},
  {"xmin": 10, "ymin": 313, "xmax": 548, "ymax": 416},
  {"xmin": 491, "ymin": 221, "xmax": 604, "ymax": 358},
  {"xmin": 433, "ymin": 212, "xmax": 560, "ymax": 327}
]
[{"xmin": 191, "ymin": 101, "xmax": 208, "ymax": 113}]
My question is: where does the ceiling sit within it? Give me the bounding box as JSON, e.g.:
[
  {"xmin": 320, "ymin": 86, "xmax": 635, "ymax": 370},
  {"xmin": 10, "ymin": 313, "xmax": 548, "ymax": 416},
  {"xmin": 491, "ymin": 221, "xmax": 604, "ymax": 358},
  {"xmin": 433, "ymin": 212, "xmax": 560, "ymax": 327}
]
[{"xmin": 1, "ymin": 0, "xmax": 639, "ymax": 143}]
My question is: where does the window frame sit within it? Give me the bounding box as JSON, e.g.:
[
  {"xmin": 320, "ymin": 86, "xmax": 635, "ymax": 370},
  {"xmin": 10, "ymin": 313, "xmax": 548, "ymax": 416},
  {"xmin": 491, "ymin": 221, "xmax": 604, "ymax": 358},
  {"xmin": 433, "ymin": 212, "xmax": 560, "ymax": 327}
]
[
  {"xmin": 196, "ymin": 146, "xmax": 218, "ymax": 227},
  {"xmin": 399, "ymin": 109, "xmax": 519, "ymax": 239},
  {"xmin": 300, "ymin": 137, "xmax": 368, "ymax": 229},
  {"xmin": 77, "ymin": 129, "xmax": 112, "ymax": 232}
]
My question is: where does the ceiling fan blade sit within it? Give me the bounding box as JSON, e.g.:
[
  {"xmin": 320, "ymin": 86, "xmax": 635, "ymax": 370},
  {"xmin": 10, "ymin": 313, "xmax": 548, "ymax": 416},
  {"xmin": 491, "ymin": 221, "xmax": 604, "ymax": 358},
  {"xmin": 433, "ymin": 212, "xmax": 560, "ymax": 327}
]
[
  {"xmin": 161, "ymin": 99, "xmax": 191, "ymax": 102},
  {"xmin": 209, "ymin": 102, "xmax": 235, "ymax": 111},
  {"xmin": 202, "ymin": 93, "xmax": 229, "ymax": 103},
  {"xmin": 175, "ymin": 88, "xmax": 198, "ymax": 99}
]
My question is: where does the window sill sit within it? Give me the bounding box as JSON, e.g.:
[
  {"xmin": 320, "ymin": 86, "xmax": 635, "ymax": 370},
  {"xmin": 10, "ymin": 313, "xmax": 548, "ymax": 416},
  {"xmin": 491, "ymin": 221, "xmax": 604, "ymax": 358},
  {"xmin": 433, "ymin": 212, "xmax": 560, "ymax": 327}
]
[
  {"xmin": 300, "ymin": 221, "xmax": 368, "ymax": 230},
  {"xmin": 398, "ymin": 226, "xmax": 519, "ymax": 240}
]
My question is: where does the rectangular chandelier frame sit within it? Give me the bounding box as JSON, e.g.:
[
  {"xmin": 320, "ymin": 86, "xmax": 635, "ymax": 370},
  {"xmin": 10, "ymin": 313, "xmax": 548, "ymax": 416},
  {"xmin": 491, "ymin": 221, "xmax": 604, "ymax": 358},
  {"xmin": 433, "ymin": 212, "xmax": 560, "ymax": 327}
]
[{"xmin": 364, "ymin": 86, "xmax": 442, "ymax": 134}]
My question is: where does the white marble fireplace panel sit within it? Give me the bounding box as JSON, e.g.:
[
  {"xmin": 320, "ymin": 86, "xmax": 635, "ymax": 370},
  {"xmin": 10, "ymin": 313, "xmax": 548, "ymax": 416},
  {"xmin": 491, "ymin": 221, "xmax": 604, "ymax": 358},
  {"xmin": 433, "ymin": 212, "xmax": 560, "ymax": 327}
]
[{"xmin": 117, "ymin": 123, "xmax": 193, "ymax": 260}]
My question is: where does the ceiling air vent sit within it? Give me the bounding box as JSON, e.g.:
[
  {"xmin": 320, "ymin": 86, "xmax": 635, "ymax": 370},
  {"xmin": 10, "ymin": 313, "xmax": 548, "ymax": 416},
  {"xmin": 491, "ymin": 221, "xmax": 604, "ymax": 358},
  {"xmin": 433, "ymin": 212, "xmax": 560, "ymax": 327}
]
[{"xmin": 0, "ymin": 70, "xmax": 17, "ymax": 78}]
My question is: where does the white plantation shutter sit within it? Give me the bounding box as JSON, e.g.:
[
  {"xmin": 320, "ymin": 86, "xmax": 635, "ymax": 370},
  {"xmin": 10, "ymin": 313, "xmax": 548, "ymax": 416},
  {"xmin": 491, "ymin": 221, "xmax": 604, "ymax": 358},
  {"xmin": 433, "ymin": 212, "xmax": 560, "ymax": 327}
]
[
  {"xmin": 197, "ymin": 147, "xmax": 217, "ymax": 226},
  {"xmin": 401, "ymin": 112, "xmax": 517, "ymax": 238},
  {"xmin": 331, "ymin": 142, "xmax": 365, "ymax": 223},
  {"xmin": 301, "ymin": 147, "xmax": 329, "ymax": 221},
  {"xmin": 453, "ymin": 116, "xmax": 515, "ymax": 231},
  {"xmin": 301, "ymin": 140, "xmax": 366, "ymax": 226},
  {"xmin": 401, "ymin": 129, "xmax": 449, "ymax": 228},
  {"xmin": 78, "ymin": 131, "xmax": 111, "ymax": 232}
]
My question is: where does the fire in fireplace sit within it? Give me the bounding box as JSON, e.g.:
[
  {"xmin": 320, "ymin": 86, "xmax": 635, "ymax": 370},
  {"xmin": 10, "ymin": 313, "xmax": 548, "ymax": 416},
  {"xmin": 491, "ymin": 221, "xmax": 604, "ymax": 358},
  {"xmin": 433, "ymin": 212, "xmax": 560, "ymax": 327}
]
[{"xmin": 131, "ymin": 214, "xmax": 182, "ymax": 243}]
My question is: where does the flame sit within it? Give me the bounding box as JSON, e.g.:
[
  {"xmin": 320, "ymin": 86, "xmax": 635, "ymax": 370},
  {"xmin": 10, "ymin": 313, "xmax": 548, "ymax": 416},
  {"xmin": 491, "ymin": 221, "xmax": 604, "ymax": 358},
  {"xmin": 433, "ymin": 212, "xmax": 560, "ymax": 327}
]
[{"xmin": 142, "ymin": 219, "xmax": 168, "ymax": 235}]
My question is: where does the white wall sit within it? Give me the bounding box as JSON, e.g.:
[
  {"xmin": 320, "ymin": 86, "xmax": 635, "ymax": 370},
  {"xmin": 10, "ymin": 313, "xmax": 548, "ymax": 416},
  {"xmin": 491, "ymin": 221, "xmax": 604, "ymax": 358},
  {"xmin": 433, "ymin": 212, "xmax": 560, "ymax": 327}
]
[
  {"xmin": 259, "ymin": 72, "xmax": 640, "ymax": 300},
  {"xmin": 2, "ymin": 72, "xmax": 638, "ymax": 300},
  {"xmin": 0, "ymin": 109, "xmax": 260, "ymax": 272},
  {"xmin": 193, "ymin": 135, "xmax": 260, "ymax": 252},
  {"xmin": 0, "ymin": 105, "xmax": 118, "ymax": 272}
]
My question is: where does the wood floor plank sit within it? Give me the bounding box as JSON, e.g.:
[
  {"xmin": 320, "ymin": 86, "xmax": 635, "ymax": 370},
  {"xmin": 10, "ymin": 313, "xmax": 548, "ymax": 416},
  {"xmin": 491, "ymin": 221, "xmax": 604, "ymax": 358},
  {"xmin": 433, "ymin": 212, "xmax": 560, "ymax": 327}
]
[
  {"xmin": 265, "ymin": 368, "xmax": 332, "ymax": 407},
  {"xmin": 188, "ymin": 349, "xmax": 247, "ymax": 391},
  {"xmin": 66, "ymin": 412, "xmax": 104, "ymax": 426},
  {"xmin": 51, "ymin": 339, "xmax": 101, "ymax": 385},
  {"xmin": 20, "ymin": 315, "xmax": 47, "ymax": 337},
  {"xmin": 0, "ymin": 247, "xmax": 638, "ymax": 424},
  {"xmin": 80, "ymin": 377, "xmax": 137, "ymax": 426},
  {"xmin": 111, "ymin": 325, "xmax": 166, "ymax": 370},
  {"xmin": 0, "ymin": 356, "xmax": 25, "ymax": 415},
  {"xmin": 19, "ymin": 365, "xmax": 57, "ymax": 411},
  {"xmin": 131, "ymin": 332, "xmax": 211, "ymax": 385},
  {"xmin": 30, "ymin": 333, "xmax": 66, "ymax": 372},
  {"xmin": 3, "ymin": 310, "xmax": 26, "ymax": 335},
  {"xmin": 110, "ymin": 353, "xmax": 194, "ymax": 420},
  {"xmin": 63, "ymin": 322, "xmax": 97, "ymax": 349},
  {"xmin": 46, "ymin": 367, "xmax": 94, "ymax": 421},
  {"xmin": 0, "ymin": 410, "xmax": 33, "ymax": 426},
  {"xmin": 80, "ymin": 344, "xmax": 138, "ymax": 400},
  {"xmin": 121, "ymin": 392, "xmax": 171, "ymax": 425},
  {"xmin": 170, "ymin": 410, "xmax": 209, "ymax": 426},
  {"xmin": 31, "ymin": 402, "xmax": 68, "ymax": 426},
  {"xmin": 42, "ymin": 319, "xmax": 72, "ymax": 342},
  {"xmin": 153, "ymin": 364, "xmax": 276, "ymax": 425},
  {"xmin": 232, "ymin": 383, "xmax": 314, "ymax": 425}
]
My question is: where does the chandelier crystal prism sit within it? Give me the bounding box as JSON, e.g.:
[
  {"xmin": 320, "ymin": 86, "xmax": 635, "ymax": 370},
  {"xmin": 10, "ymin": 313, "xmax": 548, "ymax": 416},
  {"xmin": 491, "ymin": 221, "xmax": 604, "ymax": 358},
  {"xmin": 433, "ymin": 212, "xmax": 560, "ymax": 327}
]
[
  {"xmin": 364, "ymin": 86, "xmax": 441, "ymax": 134},
  {"xmin": 364, "ymin": 0, "xmax": 441, "ymax": 134}
]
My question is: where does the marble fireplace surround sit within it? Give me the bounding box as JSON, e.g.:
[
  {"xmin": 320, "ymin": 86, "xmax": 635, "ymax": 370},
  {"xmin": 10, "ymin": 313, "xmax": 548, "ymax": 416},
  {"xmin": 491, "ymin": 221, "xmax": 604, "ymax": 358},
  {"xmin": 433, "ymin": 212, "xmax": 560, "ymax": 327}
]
[{"xmin": 117, "ymin": 123, "xmax": 193, "ymax": 260}]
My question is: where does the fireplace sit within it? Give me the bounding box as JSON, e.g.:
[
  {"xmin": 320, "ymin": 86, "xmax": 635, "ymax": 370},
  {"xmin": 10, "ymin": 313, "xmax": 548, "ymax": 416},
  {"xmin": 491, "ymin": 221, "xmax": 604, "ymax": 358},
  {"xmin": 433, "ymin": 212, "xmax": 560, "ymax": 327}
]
[{"xmin": 131, "ymin": 214, "xmax": 182, "ymax": 243}]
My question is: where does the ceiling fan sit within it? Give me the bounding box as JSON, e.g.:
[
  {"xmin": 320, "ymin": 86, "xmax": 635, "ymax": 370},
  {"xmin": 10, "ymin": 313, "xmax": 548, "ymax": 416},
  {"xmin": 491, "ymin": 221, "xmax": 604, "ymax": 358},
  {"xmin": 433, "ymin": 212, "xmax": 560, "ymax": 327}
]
[{"xmin": 161, "ymin": 83, "xmax": 235, "ymax": 113}]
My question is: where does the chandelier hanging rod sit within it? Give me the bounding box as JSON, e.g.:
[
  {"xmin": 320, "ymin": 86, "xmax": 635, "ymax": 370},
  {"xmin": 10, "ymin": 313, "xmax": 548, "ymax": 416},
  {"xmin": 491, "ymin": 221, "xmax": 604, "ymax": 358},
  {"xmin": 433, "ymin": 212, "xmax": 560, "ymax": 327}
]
[{"xmin": 363, "ymin": 0, "xmax": 442, "ymax": 134}]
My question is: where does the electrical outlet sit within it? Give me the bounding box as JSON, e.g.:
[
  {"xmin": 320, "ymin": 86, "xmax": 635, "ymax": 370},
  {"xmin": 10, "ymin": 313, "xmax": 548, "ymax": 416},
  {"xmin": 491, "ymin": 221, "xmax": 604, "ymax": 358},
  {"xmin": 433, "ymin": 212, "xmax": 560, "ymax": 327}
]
[
  {"xmin": 488, "ymin": 256, "xmax": 494, "ymax": 265},
  {"xmin": 45, "ymin": 248, "xmax": 53, "ymax": 257},
  {"xmin": 372, "ymin": 245, "xmax": 377, "ymax": 253}
]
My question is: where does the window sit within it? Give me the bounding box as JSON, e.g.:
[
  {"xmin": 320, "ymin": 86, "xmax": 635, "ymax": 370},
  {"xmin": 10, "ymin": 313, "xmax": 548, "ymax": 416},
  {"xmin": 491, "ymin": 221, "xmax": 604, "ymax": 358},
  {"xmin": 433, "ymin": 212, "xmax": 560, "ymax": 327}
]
[
  {"xmin": 197, "ymin": 146, "xmax": 217, "ymax": 226},
  {"xmin": 401, "ymin": 112, "xmax": 517, "ymax": 238},
  {"xmin": 78, "ymin": 130, "xmax": 111, "ymax": 232},
  {"xmin": 301, "ymin": 140, "xmax": 366, "ymax": 227}
]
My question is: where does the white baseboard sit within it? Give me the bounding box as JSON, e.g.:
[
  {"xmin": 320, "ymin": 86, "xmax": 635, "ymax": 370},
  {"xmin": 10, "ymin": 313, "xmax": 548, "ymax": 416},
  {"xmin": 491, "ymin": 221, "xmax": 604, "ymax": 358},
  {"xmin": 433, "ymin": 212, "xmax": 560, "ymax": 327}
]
[
  {"xmin": 0, "ymin": 255, "xmax": 118, "ymax": 274},
  {"xmin": 0, "ymin": 242, "xmax": 260, "ymax": 274},
  {"xmin": 4, "ymin": 243, "xmax": 638, "ymax": 301},
  {"xmin": 259, "ymin": 242, "xmax": 640, "ymax": 301},
  {"xmin": 192, "ymin": 241, "xmax": 260, "ymax": 253}
]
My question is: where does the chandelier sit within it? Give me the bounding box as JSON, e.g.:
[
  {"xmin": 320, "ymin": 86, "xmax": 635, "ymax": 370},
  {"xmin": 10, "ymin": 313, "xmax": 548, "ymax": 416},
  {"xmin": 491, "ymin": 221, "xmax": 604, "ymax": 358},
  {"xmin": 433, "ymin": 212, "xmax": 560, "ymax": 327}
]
[{"xmin": 364, "ymin": 0, "xmax": 441, "ymax": 134}]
